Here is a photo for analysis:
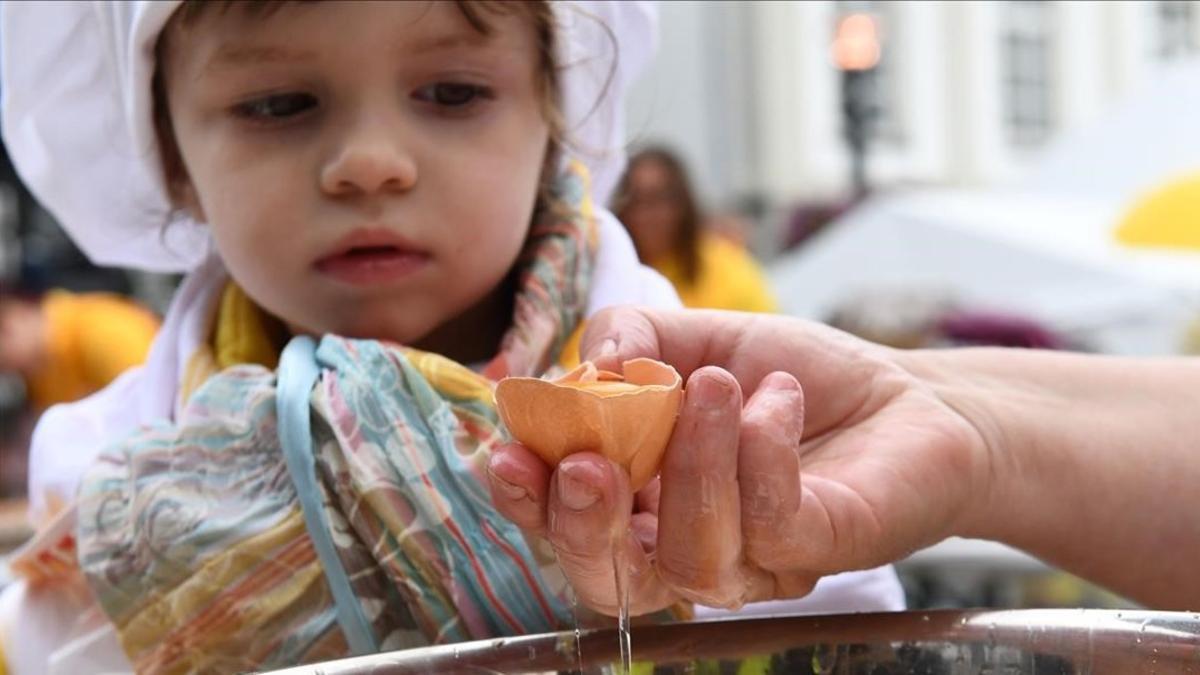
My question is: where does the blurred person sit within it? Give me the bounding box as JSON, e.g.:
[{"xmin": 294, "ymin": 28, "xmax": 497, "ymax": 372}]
[
  {"xmin": 615, "ymin": 147, "xmax": 777, "ymax": 312},
  {"xmin": 704, "ymin": 211, "xmax": 751, "ymax": 248},
  {"xmin": 0, "ymin": 285, "xmax": 158, "ymax": 411}
]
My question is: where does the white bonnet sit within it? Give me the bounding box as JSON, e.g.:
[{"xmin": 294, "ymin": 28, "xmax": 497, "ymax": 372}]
[{"xmin": 0, "ymin": 1, "xmax": 656, "ymax": 272}]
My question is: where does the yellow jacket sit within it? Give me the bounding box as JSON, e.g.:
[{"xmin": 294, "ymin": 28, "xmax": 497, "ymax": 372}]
[
  {"xmin": 25, "ymin": 290, "xmax": 159, "ymax": 410},
  {"xmin": 651, "ymin": 234, "xmax": 777, "ymax": 313}
]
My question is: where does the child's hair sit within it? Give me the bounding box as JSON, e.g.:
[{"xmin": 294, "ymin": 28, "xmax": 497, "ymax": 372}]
[{"xmin": 151, "ymin": 0, "xmax": 567, "ymax": 219}]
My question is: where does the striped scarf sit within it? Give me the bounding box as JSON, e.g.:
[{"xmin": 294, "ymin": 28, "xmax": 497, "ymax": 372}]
[{"xmin": 75, "ymin": 164, "xmax": 597, "ymax": 673}]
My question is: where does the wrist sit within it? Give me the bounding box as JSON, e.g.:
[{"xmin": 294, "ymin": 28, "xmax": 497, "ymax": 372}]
[
  {"xmin": 893, "ymin": 347, "xmax": 1066, "ymax": 545},
  {"xmin": 897, "ymin": 347, "xmax": 1200, "ymax": 607}
]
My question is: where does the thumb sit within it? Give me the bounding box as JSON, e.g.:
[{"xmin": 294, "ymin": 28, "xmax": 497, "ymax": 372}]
[
  {"xmin": 579, "ymin": 305, "xmax": 665, "ymax": 373},
  {"xmin": 581, "ymin": 306, "xmax": 752, "ymax": 381}
]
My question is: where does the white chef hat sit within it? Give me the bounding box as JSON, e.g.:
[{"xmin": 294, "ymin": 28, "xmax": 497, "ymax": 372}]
[{"xmin": 0, "ymin": 1, "xmax": 656, "ymax": 272}]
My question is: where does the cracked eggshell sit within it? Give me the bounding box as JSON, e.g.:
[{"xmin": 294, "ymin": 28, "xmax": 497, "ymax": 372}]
[{"xmin": 494, "ymin": 358, "xmax": 684, "ymax": 491}]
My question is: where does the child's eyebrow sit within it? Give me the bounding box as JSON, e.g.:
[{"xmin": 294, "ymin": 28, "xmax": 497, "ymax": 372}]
[{"xmin": 201, "ymin": 30, "xmax": 499, "ymax": 77}]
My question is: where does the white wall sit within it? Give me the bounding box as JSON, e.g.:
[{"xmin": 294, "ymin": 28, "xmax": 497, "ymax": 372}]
[
  {"xmin": 624, "ymin": 1, "xmax": 764, "ymax": 209},
  {"xmin": 625, "ymin": 1, "xmax": 1200, "ymax": 213},
  {"xmin": 624, "ymin": 1, "xmax": 708, "ymax": 192}
]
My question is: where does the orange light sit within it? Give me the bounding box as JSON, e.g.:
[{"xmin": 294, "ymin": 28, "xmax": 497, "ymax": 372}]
[{"xmin": 832, "ymin": 13, "xmax": 881, "ymax": 71}]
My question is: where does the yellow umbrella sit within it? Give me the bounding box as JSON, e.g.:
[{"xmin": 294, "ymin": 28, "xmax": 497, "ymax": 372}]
[
  {"xmin": 1114, "ymin": 172, "xmax": 1200, "ymax": 250},
  {"xmin": 1115, "ymin": 172, "xmax": 1200, "ymax": 354}
]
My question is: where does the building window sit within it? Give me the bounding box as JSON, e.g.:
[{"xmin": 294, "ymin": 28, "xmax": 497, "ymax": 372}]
[
  {"xmin": 1156, "ymin": 1, "xmax": 1199, "ymax": 59},
  {"xmin": 1001, "ymin": 1, "xmax": 1055, "ymax": 149},
  {"xmin": 835, "ymin": 1, "xmax": 904, "ymax": 146}
]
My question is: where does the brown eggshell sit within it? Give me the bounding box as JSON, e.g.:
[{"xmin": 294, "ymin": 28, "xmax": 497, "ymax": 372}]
[{"xmin": 494, "ymin": 358, "xmax": 683, "ymax": 491}]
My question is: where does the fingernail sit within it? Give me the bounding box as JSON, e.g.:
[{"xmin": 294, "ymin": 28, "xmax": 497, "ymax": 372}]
[
  {"xmin": 763, "ymin": 371, "xmax": 800, "ymax": 392},
  {"xmin": 557, "ymin": 462, "xmax": 603, "ymax": 511},
  {"xmin": 487, "ymin": 455, "xmax": 529, "ymax": 501},
  {"xmin": 690, "ymin": 371, "xmax": 734, "ymax": 410},
  {"xmin": 489, "ymin": 469, "xmax": 529, "ymax": 501}
]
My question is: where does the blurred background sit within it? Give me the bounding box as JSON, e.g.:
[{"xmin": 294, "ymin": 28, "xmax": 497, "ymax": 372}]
[{"xmin": 3, "ymin": 0, "xmax": 1200, "ymax": 611}]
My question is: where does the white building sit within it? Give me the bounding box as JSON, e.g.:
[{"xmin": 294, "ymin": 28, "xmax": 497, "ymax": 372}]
[{"xmin": 626, "ymin": 1, "xmax": 1200, "ymax": 210}]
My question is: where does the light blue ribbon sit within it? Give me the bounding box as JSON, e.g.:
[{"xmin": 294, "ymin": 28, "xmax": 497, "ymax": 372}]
[{"xmin": 276, "ymin": 336, "xmax": 379, "ymax": 655}]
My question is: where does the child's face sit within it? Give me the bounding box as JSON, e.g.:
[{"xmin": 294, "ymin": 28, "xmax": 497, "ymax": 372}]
[{"xmin": 160, "ymin": 2, "xmax": 550, "ymax": 347}]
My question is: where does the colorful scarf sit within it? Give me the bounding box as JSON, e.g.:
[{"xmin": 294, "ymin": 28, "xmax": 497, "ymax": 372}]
[{"xmin": 76, "ymin": 164, "xmax": 597, "ymax": 673}]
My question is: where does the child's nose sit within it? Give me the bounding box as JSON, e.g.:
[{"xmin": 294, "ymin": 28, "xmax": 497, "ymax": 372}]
[{"xmin": 320, "ymin": 125, "xmax": 417, "ymax": 197}]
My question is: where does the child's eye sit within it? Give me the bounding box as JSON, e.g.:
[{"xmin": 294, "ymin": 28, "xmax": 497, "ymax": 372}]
[
  {"xmin": 231, "ymin": 92, "xmax": 318, "ymax": 121},
  {"xmin": 412, "ymin": 82, "xmax": 493, "ymax": 109}
]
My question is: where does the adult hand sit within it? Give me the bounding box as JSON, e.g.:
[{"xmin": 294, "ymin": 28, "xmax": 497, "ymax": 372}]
[{"xmin": 487, "ymin": 307, "xmax": 991, "ymax": 616}]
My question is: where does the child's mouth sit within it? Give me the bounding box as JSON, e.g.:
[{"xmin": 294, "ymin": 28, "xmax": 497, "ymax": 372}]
[{"xmin": 316, "ymin": 236, "xmax": 431, "ymax": 287}]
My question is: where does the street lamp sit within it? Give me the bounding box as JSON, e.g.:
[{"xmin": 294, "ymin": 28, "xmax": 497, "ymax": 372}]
[{"xmin": 832, "ymin": 12, "xmax": 881, "ymax": 200}]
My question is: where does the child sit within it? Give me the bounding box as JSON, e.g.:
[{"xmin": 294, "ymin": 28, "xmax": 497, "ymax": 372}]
[{"xmin": 0, "ymin": 1, "xmax": 903, "ymax": 672}]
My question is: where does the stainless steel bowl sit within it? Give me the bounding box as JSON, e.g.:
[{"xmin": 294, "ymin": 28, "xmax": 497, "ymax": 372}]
[{"xmin": 267, "ymin": 609, "xmax": 1200, "ymax": 674}]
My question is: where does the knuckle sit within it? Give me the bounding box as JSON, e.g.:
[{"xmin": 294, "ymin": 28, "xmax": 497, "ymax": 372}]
[
  {"xmin": 657, "ymin": 554, "xmax": 743, "ymax": 609},
  {"xmin": 547, "ymin": 514, "xmax": 605, "ymax": 557},
  {"xmin": 745, "ymin": 542, "xmax": 802, "ymax": 573},
  {"xmin": 742, "ymin": 400, "xmax": 801, "ymax": 447}
]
